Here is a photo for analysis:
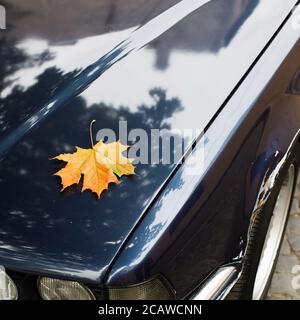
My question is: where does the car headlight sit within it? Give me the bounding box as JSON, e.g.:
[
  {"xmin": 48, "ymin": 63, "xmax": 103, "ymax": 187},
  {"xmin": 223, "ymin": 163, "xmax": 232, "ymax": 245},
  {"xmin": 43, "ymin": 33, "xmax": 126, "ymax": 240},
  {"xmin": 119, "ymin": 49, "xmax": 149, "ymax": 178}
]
[
  {"xmin": 107, "ymin": 276, "xmax": 175, "ymax": 300},
  {"xmin": 0, "ymin": 269, "xmax": 18, "ymax": 300},
  {"xmin": 38, "ymin": 277, "xmax": 96, "ymax": 300}
]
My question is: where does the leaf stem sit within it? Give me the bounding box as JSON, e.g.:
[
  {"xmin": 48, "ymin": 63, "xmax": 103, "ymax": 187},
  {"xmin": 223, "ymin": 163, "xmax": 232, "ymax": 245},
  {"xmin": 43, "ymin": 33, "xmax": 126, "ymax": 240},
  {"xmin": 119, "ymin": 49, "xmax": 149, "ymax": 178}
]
[{"xmin": 90, "ymin": 119, "xmax": 96, "ymax": 148}]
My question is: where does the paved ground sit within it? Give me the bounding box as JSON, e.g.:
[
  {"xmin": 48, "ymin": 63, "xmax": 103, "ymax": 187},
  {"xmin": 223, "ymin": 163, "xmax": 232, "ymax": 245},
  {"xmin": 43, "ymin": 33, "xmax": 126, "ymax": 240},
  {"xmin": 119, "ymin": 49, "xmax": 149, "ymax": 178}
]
[{"xmin": 267, "ymin": 181, "xmax": 300, "ymax": 300}]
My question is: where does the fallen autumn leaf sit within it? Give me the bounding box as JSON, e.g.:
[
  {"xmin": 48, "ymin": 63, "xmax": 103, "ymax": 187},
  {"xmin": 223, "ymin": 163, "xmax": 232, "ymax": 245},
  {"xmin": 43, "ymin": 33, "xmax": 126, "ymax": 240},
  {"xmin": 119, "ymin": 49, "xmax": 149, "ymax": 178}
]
[{"xmin": 52, "ymin": 120, "xmax": 135, "ymax": 198}]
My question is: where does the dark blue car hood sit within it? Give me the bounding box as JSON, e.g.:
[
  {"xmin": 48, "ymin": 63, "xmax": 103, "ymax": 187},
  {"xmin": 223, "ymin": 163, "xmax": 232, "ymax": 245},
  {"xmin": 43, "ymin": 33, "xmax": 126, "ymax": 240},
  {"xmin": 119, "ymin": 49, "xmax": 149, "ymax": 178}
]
[{"xmin": 0, "ymin": 0, "xmax": 296, "ymax": 283}]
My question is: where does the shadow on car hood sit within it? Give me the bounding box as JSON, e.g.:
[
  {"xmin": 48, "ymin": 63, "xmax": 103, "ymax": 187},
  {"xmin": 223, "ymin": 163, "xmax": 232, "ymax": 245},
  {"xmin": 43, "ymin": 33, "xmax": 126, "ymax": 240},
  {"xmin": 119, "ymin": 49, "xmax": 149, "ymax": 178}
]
[{"xmin": 0, "ymin": 0, "xmax": 296, "ymax": 282}]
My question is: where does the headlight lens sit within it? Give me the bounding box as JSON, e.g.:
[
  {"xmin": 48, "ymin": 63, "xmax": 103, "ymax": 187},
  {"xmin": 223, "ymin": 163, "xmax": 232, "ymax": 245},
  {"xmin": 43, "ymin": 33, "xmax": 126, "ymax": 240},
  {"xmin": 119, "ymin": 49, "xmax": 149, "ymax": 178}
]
[
  {"xmin": 38, "ymin": 277, "xmax": 96, "ymax": 300},
  {"xmin": 0, "ymin": 269, "xmax": 18, "ymax": 300},
  {"xmin": 107, "ymin": 276, "xmax": 175, "ymax": 300}
]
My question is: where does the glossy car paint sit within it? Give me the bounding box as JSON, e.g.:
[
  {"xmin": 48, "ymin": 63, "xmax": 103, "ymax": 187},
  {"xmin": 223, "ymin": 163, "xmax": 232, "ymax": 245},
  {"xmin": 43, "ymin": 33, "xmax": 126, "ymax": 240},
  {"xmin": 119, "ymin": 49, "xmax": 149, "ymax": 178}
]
[
  {"xmin": 107, "ymin": 10, "xmax": 300, "ymax": 298},
  {"xmin": 0, "ymin": 0, "xmax": 299, "ymax": 298}
]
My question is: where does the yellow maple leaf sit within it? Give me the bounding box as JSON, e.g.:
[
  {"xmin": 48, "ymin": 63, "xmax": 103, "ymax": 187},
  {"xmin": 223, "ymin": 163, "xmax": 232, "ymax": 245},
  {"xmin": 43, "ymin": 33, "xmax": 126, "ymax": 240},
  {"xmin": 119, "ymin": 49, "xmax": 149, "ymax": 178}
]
[
  {"xmin": 95, "ymin": 140, "xmax": 135, "ymax": 177},
  {"xmin": 52, "ymin": 121, "xmax": 135, "ymax": 198}
]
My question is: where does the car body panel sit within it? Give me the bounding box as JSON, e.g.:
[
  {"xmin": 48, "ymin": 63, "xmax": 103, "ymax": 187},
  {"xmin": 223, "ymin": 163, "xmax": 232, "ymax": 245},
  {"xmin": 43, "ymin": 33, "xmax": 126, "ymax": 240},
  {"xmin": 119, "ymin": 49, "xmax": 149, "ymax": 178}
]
[
  {"xmin": 0, "ymin": 0, "xmax": 298, "ymax": 289},
  {"xmin": 107, "ymin": 13, "xmax": 300, "ymax": 298}
]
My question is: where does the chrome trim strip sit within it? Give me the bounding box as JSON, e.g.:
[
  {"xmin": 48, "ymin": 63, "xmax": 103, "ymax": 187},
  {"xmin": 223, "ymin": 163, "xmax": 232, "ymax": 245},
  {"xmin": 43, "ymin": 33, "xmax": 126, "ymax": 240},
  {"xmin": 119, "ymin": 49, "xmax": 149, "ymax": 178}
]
[
  {"xmin": 191, "ymin": 265, "xmax": 241, "ymax": 300},
  {"xmin": 245, "ymin": 130, "xmax": 300, "ymax": 259},
  {"xmin": 253, "ymin": 129, "xmax": 300, "ymax": 213},
  {"xmin": 192, "ymin": 133, "xmax": 300, "ymax": 301}
]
